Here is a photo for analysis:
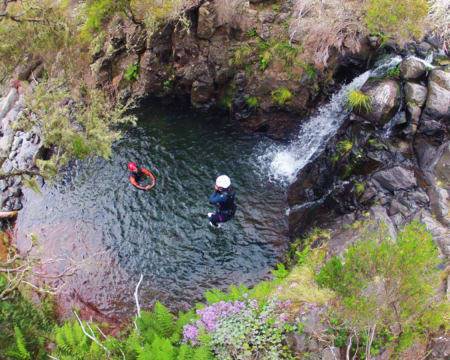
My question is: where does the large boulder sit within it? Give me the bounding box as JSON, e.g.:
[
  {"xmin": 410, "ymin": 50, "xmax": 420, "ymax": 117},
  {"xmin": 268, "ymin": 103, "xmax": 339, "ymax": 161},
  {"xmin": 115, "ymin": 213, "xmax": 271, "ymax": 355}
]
[
  {"xmin": 424, "ymin": 69, "xmax": 450, "ymax": 119},
  {"xmin": 372, "ymin": 166, "xmax": 417, "ymax": 192},
  {"xmin": 359, "ymin": 79, "xmax": 400, "ymax": 125},
  {"xmin": 400, "ymin": 57, "xmax": 427, "ymax": 80},
  {"xmin": 405, "ymin": 82, "xmax": 427, "ymax": 107}
]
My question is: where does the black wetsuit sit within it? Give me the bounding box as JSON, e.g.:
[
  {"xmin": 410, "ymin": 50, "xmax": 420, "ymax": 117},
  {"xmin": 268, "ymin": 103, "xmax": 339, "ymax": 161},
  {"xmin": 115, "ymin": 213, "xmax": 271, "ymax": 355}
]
[
  {"xmin": 208, "ymin": 187, "xmax": 236, "ymax": 226},
  {"xmin": 131, "ymin": 169, "xmax": 144, "ymax": 184}
]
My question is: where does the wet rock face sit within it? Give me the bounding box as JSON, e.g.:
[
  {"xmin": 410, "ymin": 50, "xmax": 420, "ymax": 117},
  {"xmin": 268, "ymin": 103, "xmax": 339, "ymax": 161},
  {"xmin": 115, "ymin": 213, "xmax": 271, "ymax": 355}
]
[
  {"xmin": 359, "ymin": 79, "xmax": 401, "ymax": 125},
  {"xmin": 372, "ymin": 166, "xmax": 417, "ymax": 192},
  {"xmin": 89, "ymin": 1, "xmax": 366, "ymax": 139}
]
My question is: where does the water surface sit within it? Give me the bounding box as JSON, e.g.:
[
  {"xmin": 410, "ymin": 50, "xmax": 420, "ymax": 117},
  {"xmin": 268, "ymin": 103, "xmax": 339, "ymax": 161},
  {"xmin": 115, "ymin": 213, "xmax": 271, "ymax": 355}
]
[{"xmin": 16, "ymin": 107, "xmax": 288, "ymax": 319}]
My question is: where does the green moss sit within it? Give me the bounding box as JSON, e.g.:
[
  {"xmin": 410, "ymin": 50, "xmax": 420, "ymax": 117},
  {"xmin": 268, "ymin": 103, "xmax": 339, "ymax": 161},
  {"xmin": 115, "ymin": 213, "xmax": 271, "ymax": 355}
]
[
  {"xmin": 354, "ymin": 181, "xmax": 365, "ymax": 196},
  {"xmin": 271, "ymin": 87, "xmax": 293, "ymax": 106},
  {"xmin": 219, "ymin": 83, "xmax": 236, "ymax": 110},
  {"xmin": 336, "ymin": 140, "xmax": 353, "ymax": 156},
  {"xmin": 386, "ymin": 65, "xmax": 400, "ymax": 78},
  {"xmin": 245, "ymin": 95, "xmax": 259, "ymax": 108},
  {"xmin": 124, "ymin": 63, "xmax": 139, "ymax": 82}
]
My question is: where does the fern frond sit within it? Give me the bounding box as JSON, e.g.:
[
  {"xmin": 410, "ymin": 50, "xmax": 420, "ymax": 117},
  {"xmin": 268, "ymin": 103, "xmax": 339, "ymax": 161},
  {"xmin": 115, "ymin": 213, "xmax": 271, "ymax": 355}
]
[
  {"xmin": 193, "ymin": 345, "xmax": 213, "ymax": 360},
  {"xmin": 177, "ymin": 344, "xmax": 194, "ymax": 360},
  {"xmin": 150, "ymin": 335, "xmax": 175, "ymax": 360},
  {"xmin": 13, "ymin": 326, "xmax": 31, "ymax": 360},
  {"xmin": 152, "ymin": 302, "xmax": 175, "ymax": 339}
]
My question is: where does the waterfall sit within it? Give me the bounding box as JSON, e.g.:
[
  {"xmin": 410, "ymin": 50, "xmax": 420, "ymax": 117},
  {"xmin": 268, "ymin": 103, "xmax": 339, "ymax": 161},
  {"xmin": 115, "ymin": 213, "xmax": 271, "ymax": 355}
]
[{"xmin": 256, "ymin": 56, "xmax": 402, "ymax": 185}]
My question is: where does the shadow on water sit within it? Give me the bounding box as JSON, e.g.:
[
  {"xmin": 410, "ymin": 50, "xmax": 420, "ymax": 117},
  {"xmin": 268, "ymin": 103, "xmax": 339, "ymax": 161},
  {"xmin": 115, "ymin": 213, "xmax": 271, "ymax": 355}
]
[{"xmin": 15, "ymin": 106, "xmax": 289, "ymax": 319}]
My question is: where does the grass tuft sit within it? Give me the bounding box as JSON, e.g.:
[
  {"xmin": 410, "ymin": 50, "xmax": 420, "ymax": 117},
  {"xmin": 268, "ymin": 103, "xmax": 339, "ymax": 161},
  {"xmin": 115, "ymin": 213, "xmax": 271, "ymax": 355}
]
[
  {"xmin": 346, "ymin": 90, "xmax": 372, "ymax": 113},
  {"xmin": 271, "ymin": 87, "xmax": 293, "ymax": 106}
]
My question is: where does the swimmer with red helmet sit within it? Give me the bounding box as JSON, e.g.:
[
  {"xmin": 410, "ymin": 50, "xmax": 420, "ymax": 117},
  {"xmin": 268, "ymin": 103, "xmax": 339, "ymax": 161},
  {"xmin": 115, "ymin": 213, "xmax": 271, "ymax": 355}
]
[
  {"xmin": 128, "ymin": 162, "xmax": 144, "ymax": 183},
  {"xmin": 127, "ymin": 162, "xmax": 157, "ymax": 191}
]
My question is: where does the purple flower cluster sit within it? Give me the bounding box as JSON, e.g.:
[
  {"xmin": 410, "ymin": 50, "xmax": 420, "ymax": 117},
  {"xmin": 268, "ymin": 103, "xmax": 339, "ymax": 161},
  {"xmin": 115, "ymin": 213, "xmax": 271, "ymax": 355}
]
[
  {"xmin": 197, "ymin": 301, "xmax": 245, "ymax": 331},
  {"xmin": 183, "ymin": 300, "xmax": 247, "ymax": 344},
  {"xmin": 183, "ymin": 324, "xmax": 199, "ymax": 344}
]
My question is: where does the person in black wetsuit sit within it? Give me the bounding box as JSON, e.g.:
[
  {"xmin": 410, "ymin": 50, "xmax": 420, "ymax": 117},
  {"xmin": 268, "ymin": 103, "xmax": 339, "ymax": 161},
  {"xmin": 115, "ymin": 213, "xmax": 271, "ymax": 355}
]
[
  {"xmin": 128, "ymin": 162, "xmax": 144, "ymax": 183},
  {"xmin": 208, "ymin": 175, "xmax": 236, "ymax": 228}
]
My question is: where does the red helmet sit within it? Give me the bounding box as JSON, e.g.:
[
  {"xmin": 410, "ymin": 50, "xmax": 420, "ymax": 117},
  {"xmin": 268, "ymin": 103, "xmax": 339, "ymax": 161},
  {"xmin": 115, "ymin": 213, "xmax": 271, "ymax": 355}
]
[{"xmin": 128, "ymin": 162, "xmax": 138, "ymax": 172}]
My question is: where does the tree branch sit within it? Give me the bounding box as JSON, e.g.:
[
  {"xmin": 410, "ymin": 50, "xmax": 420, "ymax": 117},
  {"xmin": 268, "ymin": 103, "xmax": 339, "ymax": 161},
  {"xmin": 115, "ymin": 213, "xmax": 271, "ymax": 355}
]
[
  {"xmin": 0, "ymin": 169, "xmax": 41, "ymax": 179},
  {"xmin": 74, "ymin": 311, "xmax": 109, "ymax": 353}
]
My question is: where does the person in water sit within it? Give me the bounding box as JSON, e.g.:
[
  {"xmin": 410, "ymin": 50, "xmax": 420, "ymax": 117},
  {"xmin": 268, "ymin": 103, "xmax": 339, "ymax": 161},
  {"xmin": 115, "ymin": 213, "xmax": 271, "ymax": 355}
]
[
  {"xmin": 208, "ymin": 175, "xmax": 236, "ymax": 228},
  {"xmin": 128, "ymin": 162, "xmax": 144, "ymax": 183}
]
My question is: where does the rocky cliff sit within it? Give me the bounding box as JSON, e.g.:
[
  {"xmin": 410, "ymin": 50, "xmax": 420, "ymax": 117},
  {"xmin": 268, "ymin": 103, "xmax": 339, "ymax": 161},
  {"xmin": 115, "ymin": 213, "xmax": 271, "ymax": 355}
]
[
  {"xmin": 287, "ymin": 54, "xmax": 449, "ymax": 286},
  {"xmin": 89, "ymin": 0, "xmax": 371, "ymax": 139}
]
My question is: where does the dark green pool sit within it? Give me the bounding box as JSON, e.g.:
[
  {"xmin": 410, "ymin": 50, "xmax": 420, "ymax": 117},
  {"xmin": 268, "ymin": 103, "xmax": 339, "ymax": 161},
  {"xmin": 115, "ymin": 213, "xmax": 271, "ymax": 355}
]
[{"xmin": 16, "ymin": 106, "xmax": 288, "ymax": 318}]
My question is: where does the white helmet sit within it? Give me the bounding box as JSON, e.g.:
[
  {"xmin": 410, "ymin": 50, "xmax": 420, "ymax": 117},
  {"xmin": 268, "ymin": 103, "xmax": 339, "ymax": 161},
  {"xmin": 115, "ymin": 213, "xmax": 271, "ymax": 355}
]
[{"xmin": 216, "ymin": 175, "xmax": 231, "ymax": 189}]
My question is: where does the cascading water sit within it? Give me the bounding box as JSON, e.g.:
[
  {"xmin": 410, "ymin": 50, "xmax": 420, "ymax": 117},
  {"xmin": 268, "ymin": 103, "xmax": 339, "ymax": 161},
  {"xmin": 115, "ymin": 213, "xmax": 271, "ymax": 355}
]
[{"xmin": 256, "ymin": 56, "xmax": 403, "ymax": 184}]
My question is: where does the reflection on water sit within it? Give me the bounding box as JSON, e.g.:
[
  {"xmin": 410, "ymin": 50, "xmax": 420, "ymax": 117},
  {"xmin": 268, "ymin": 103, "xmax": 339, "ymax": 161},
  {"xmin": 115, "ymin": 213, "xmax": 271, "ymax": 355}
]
[{"xmin": 16, "ymin": 107, "xmax": 288, "ymax": 319}]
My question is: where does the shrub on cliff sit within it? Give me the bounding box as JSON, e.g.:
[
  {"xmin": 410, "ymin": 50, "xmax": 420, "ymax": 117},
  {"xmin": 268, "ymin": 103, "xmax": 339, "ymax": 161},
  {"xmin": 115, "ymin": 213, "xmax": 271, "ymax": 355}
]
[
  {"xmin": 0, "ymin": 0, "xmax": 72, "ymax": 81},
  {"xmin": 81, "ymin": 0, "xmax": 192, "ymax": 39},
  {"xmin": 365, "ymin": 0, "xmax": 429, "ymax": 43},
  {"xmin": 16, "ymin": 79, "xmax": 136, "ymax": 178},
  {"xmin": 317, "ymin": 222, "xmax": 448, "ymax": 356}
]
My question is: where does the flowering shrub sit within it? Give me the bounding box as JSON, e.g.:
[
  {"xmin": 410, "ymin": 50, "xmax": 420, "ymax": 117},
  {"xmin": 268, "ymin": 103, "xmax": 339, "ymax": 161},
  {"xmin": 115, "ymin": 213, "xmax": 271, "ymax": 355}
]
[{"xmin": 183, "ymin": 299, "xmax": 294, "ymax": 359}]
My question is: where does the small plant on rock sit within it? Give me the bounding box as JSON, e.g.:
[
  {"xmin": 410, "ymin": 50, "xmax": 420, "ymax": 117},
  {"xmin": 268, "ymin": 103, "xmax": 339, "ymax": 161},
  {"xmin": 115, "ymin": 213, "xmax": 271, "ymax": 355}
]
[
  {"xmin": 336, "ymin": 139, "xmax": 353, "ymax": 156},
  {"xmin": 386, "ymin": 65, "xmax": 400, "ymax": 78},
  {"xmin": 124, "ymin": 63, "xmax": 139, "ymax": 82},
  {"xmin": 271, "ymin": 87, "xmax": 293, "ymax": 106},
  {"xmin": 245, "ymin": 95, "xmax": 259, "ymax": 108},
  {"xmin": 354, "ymin": 181, "xmax": 365, "ymax": 196},
  {"xmin": 346, "ymin": 89, "xmax": 372, "ymax": 113},
  {"xmin": 232, "ymin": 44, "xmax": 253, "ymax": 67}
]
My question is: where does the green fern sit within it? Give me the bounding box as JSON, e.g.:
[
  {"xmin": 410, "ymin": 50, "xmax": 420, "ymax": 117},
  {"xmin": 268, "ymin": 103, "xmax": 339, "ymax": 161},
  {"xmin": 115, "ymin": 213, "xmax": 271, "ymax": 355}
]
[
  {"xmin": 124, "ymin": 332, "xmax": 143, "ymax": 358},
  {"xmin": 204, "ymin": 284, "xmax": 249, "ymax": 304},
  {"xmin": 137, "ymin": 302, "xmax": 176, "ymax": 344},
  {"xmin": 7, "ymin": 327, "xmax": 32, "ymax": 360},
  {"xmin": 271, "ymin": 87, "xmax": 293, "ymax": 106},
  {"xmin": 151, "ymin": 336, "xmax": 176, "ymax": 360},
  {"xmin": 53, "ymin": 322, "xmax": 90, "ymax": 359},
  {"xmin": 177, "ymin": 344, "xmax": 194, "ymax": 360},
  {"xmin": 271, "ymin": 263, "xmax": 289, "ymax": 279},
  {"xmin": 171, "ymin": 310, "xmax": 196, "ymax": 343},
  {"xmin": 153, "ymin": 302, "xmax": 176, "ymax": 338},
  {"xmin": 192, "ymin": 345, "xmax": 213, "ymax": 360},
  {"xmin": 249, "ymin": 280, "xmax": 276, "ymax": 302}
]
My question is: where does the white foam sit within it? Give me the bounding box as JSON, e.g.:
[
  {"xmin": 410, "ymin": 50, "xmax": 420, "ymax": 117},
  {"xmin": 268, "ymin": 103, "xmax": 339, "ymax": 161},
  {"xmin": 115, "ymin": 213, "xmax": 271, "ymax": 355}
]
[{"xmin": 256, "ymin": 56, "xmax": 402, "ymax": 185}]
